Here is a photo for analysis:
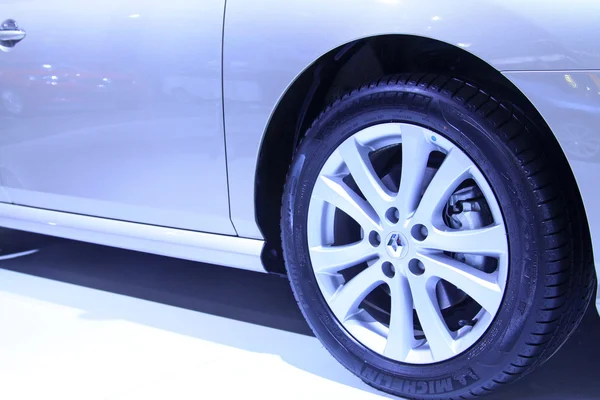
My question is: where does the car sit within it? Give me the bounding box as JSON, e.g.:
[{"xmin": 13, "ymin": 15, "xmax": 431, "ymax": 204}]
[
  {"xmin": 0, "ymin": 2, "xmax": 598, "ymax": 399},
  {"xmin": 0, "ymin": 62, "xmax": 143, "ymax": 115}
]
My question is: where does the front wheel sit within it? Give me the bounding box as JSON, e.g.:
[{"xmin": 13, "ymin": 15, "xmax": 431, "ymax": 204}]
[{"xmin": 281, "ymin": 75, "xmax": 594, "ymax": 399}]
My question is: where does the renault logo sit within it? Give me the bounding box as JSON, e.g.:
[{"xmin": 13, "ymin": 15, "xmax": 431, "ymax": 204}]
[{"xmin": 386, "ymin": 232, "xmax": 408, "ymax": 259}]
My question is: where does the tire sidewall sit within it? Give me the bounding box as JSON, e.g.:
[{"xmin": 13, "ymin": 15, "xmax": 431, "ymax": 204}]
[{"xmin": 282, "ymin": 85, "xmax": 544, "ymax": 398}]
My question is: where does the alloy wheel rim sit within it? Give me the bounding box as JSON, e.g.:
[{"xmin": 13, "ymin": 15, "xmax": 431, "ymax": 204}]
[{"xmin": 307, "ymin": 123, "xmax": 508, "ymax": 364}]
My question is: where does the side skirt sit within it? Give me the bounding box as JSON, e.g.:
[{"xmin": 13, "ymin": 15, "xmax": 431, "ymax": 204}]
[{"xmin": 0, "ymin": 203, "xmax": 266, "ymax": 273}]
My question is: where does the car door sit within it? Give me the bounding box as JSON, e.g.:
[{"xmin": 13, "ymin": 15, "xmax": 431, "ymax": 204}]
[{"xmin": 0, "ymin": 0, "xmax": 235, "ymax": 235}]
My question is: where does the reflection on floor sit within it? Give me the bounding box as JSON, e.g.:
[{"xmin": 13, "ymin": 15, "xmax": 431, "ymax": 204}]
[{"xmin": 0, "ymin": 229, "xmax": 598, "ymax": 400}]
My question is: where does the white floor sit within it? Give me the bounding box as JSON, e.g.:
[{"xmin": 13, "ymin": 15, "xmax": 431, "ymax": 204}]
[{"xmin": 0, "ymin": 231, "xmax": 598, "ymax": 400}]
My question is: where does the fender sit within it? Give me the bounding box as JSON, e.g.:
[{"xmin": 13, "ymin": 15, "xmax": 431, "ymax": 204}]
[{"xmin": 223, "ymin": 0, "xmax": 600, "ymax": 239}]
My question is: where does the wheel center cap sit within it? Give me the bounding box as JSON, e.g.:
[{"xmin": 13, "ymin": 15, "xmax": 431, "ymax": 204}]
[{"xmin": 385, "ymin": 232, "xmax": 408, "ymax": 259}]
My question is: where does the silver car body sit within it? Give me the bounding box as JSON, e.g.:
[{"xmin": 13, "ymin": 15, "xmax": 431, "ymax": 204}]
[{"xmin": 1, "ymin": 1, "xmax": 599, "ymax": 307}]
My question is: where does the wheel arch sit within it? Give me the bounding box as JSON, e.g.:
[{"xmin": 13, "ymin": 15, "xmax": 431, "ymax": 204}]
[{"xmin": 254, "ymin": 34, "xmax": 593, "ymax": 281}]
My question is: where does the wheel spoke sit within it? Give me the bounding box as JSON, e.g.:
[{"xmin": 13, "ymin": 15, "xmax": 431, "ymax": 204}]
[
  {"xmin": 396, "ymin": 126, "xmax": 434, "ymax": 217},
  {"xmin": 413, "ymin": 148, "xmax": 472, "ymax": 223},
  {"xmin": 407, "ymin": 274, "xmax": 456, "ymax": 360},
  {"xmin": 384, "ymin": 275, "xmax": 414, "ymax": 361},
  {"xmin": 422, "ymin": 224, "xmax": 507, "ymax": 256},
  {"xmin": 419, "ymin": 253, "xmax": 503, "ymax": 313},
  {"xmin": 338, "ymin": 138, "xmax": 392, "ymax": 214},
  {"xmin": 329, "ymin": 263, "xmax": 385, "ymax": 322},
  {"xmin": 310, "ymin": 240, "xmax": 378, "ymax": 274},
  {"xmin": 309, "ymin": 123, "xmax": 509, "ymax": 365},
  {"xmin": 313, "ymin": 175, "xmax": 382, "ymax": 232}
]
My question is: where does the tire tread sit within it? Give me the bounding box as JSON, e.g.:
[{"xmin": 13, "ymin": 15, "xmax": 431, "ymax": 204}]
[{"xmin": 281, "ymin": 74, "xmax": 594, "ymax": 400}]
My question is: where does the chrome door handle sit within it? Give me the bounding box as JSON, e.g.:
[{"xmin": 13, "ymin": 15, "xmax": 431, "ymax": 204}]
[
  {"xmin": 0, "ymin": 30, "xmax": 26, "ymax": 41},
  {"xmin": 0, "ymin": 19, "xmax": 26, "ymax": 47}
]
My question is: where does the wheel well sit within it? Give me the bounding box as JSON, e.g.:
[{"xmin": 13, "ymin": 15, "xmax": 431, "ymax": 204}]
[{"xmin": 256, "ymin": 34, "xmax": 590, "ymax": 274}]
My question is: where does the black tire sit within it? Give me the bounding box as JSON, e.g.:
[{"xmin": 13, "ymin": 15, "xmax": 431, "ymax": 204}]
[{"xmin": 281, "ymin": 75, "xmax": 595, "ymax": 399}]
